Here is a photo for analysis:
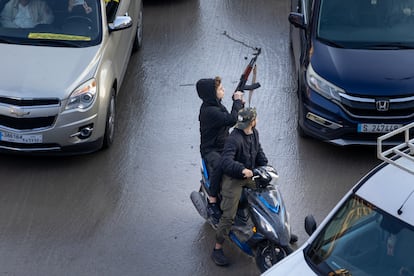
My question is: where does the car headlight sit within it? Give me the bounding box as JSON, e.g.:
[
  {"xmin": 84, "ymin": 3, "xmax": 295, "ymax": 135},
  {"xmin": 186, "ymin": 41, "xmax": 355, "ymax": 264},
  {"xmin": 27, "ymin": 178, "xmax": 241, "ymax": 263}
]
[
  {"xmin": 306, "ymin": 64, "xmax": 344, "ymax": 101},
  {"xmin": 65, "ymin": 79, "xmax": 97, "ymax": 111}
]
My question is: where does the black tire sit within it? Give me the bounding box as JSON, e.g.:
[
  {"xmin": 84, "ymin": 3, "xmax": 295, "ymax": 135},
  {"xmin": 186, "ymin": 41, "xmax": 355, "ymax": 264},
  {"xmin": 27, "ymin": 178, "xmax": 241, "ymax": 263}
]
[
  {"xmin": 297, "ymin": 121, "xmax": 308, "ymax": 138},
  {"xmin": 255, "ymin": 242, "xmax": 287, "ymax": 273},
  {"xmin": 296, "ymin": 89, "xmax": 308, "ymax": 138},
  {"xmin": 102, "ymin": 89, "xmax": 116, "ymax": 149},
  {"xmin": 132, "ymin": 2, "xmax": 143, "ymax": 53}
]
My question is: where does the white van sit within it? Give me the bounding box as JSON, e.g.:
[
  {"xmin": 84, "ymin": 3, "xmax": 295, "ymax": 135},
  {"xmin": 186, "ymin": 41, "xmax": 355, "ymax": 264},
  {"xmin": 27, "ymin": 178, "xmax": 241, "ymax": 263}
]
[{"xmin": 263, "ymin": 123, "xmax": 414, "ymax": 275}]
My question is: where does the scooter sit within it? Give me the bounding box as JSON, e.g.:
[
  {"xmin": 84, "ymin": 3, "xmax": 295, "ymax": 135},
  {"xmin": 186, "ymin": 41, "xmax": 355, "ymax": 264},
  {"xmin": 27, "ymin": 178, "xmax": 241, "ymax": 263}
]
[{"xmin": 190, "ymin": 163, "xmax": 296, "ymax": 272}]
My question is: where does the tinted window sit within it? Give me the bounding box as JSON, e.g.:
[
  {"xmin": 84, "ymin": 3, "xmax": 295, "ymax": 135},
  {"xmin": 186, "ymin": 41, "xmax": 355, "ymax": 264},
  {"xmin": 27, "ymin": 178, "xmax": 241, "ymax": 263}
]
[{"xmin": 317, "ymin": 0, "xmax": 414, "ymax": 47}]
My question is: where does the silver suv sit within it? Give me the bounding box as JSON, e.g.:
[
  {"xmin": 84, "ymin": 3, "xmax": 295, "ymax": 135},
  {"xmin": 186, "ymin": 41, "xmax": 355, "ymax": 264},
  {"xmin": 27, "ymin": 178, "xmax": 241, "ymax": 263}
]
[
  {"xmin": 263, "ymin": 124, "xmax": 414, "ymax": 275},
  {"xmin": 0, "ymin": 0, "xmax": 143, "ymax": 154}
]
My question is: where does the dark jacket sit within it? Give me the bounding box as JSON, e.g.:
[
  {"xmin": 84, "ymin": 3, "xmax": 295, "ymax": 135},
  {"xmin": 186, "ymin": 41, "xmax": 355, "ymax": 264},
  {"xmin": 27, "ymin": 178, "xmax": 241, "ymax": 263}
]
[
  {"xmin": 197, "ymin": 78, "xmax": 243, "ymax": 156},
  {"xmin": 220, "ymin": 128, "xmax": 268, "ymax": 179}
]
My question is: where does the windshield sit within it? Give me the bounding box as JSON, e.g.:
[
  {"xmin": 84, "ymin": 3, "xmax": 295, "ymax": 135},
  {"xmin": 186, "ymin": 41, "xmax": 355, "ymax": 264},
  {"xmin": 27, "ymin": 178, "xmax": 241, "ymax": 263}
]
[
  {"xmin": 305, "ymin": 195, "xmax": 414, "ymax": 276},
  {"xmin": 317, "ymin": 0, "xmax": 414, "ymax": 49},
  {"xmin": 0, "ymin": 0, "xmax": 102, "ymax": 47}
]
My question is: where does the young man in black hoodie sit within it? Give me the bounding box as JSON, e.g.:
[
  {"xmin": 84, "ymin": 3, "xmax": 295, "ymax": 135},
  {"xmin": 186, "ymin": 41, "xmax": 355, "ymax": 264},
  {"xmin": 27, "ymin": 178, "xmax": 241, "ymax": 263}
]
[
  {"xmin": 197, "ymin": 77, "xmax": 244, "ymax": 223},
  {"xmin": 211, "ymin": 107, "xmax": 268, "ymax": 266}
]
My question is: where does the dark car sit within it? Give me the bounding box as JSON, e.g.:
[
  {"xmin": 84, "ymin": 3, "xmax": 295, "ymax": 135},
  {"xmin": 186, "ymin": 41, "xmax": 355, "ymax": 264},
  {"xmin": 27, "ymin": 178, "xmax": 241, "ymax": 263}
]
[{"xmin": 288, "ymin": 0, "xmax": 414, "ymax": 145}]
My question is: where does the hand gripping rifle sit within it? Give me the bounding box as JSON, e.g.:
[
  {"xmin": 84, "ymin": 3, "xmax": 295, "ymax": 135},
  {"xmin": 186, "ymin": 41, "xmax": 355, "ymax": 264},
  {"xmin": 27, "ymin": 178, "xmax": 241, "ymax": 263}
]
[{"xmin": 235, "ymin": 47, "xmax": 261, "ymax": 93}]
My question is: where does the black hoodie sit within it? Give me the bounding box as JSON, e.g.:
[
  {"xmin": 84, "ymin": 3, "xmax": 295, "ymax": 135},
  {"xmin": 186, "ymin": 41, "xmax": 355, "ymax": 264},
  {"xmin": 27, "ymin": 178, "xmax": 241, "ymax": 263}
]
[{"xmin": 197, "ymin": 78, "xmax": 244, "ymax": 156}]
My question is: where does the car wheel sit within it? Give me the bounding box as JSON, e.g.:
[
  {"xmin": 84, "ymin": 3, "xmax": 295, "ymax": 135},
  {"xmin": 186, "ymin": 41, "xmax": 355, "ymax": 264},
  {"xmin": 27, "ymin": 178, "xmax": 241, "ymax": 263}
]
[
  {"xmin": 132, "ymin": 2, "xmax": 143, "ymax": 52},
  {"xmin": 297, "ymin": 122, "xmax": 307, "ymax": 137},
  {"xmin": 102, "ymin": 89, "xmax": 116, "ymax": 149},
  {"xmin": 297, "ymin": 102, "xmax": 308, "ymax": 138}
]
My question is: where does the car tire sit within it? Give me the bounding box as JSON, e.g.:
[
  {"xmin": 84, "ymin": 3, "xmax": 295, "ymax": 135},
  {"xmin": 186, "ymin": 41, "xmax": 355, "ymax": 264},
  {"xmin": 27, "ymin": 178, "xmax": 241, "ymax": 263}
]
[
  {"xmin": 297, "ymin": 95, "xmax": 308, "ymax": 138},
  {"xmin": 297, "ymin": 122, "xmax": 308, "ymax": 138},
  {"xmin": 132, "ymin": 2, "xmax": 143, "ymax": 53},
  {"xmin": 102, "ymin": 89, "xmax": 116, "ymax": 149}
]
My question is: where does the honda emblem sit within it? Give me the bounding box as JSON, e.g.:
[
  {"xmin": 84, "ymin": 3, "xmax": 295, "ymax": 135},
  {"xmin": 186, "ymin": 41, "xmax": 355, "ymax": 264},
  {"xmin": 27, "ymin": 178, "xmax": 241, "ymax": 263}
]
[{"xmin": 375, "ymin": 100, "xmax": 390, "ymax": 112}]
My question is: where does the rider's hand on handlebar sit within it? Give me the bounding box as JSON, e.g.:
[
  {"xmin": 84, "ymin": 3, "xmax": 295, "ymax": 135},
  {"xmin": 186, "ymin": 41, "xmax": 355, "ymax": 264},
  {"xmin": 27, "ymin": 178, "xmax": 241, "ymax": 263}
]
[{"xmin": 242, "ymin": 168, "xmax": 253, "ymax": 178}]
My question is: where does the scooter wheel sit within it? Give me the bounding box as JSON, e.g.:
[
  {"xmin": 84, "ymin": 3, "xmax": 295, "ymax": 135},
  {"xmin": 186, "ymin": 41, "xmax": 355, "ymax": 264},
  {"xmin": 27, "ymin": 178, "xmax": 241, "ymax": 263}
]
[
  {"xmin": 255, "ymin": 243, "xmax": 287, "ymax": 273},
  {"xmin": 190, "ymin": 191, "xmax": 208, "ymax": 220}
]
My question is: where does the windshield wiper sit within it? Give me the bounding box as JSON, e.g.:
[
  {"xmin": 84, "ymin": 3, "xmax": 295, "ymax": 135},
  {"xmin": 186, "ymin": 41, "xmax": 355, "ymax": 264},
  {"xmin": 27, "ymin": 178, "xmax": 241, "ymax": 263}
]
[
  {"xmin": 318, "ymin": 37, "xmax": 345, "ymax": 48},
  {"xmin": 0, "ymin": 37, "xmax": 15, "ymax": 44},
  {"xmin": 359, "ymin": 42, "xmax": 414, "ymax": 50},
  {"xmin": 28, "ymin": 39, "xmax": 84, "ymax": 47}
]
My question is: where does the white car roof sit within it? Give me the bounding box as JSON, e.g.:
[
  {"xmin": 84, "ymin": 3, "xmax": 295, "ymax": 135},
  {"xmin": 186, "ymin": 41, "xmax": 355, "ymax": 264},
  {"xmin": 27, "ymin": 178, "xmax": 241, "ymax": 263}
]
[
  {"xmin": 357, "ymin": 123, "xmax": 414, "ymax": 227},
  {"xmin": 356, "ymin": 156, "xmax": 414, "ymax": 226}
]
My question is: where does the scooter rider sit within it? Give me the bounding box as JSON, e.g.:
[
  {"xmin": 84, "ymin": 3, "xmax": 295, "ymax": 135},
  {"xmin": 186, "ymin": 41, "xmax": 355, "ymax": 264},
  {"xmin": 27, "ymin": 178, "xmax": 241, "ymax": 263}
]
[
  {"xmin": 212, "ymin": 107, "xmax": 267, "ymax": 266},
  {"xmin": 197, "ymin": 77, "xmax": 244, "ymax": 223}
]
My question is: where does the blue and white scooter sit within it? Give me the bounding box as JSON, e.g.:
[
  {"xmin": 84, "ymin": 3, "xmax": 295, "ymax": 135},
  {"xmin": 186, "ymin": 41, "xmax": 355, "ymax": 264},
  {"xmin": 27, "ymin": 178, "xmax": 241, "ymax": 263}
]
[{"xmin": 190, "ymin": 164, "xmax": 296, "ymax": 272}]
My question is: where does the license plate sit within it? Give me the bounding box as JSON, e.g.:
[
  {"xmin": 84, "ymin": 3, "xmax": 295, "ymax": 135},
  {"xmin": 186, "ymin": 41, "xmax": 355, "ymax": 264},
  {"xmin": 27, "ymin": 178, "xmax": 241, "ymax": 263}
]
[
  {"xmin": 357, "ymin": 123, "xmax": 402, "ymax": 133},
  {"xmin": 0, "ymin": 131, "xmax": 42, "ymax": 144}
]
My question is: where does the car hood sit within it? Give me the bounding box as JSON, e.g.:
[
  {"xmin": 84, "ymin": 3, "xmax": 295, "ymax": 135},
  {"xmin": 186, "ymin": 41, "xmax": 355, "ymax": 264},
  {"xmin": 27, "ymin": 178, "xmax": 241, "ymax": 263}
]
[
  {"xmin": 261, "ymin": 248, "xmax": 316, "ymax": 276},
  {"xmin": 0, "ymin": 44, "xmax": 100, "ymax": 99},
  {"xmin": 311, "ymin": 40, "xmax": 414, "ymax": 97}
]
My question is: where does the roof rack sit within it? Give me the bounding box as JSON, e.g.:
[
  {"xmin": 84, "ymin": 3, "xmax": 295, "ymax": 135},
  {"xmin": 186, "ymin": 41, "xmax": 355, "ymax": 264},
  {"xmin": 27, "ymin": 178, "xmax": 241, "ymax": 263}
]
[{"xmin": 377, "ymin": 122, "xmax": 414, "ymax": 175}]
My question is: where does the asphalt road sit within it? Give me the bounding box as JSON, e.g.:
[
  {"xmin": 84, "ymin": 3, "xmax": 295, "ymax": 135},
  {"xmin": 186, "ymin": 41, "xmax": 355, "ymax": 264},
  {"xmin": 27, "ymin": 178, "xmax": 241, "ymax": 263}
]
[{"xmin": 0, "ymin": 0, "xmax": 380, "ymax": 275}]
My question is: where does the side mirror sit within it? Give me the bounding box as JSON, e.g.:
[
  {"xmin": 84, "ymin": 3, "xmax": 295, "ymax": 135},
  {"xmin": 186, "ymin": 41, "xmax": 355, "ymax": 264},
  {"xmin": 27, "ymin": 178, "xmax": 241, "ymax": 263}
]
[
  {"xmin": 108, "ymin": 16, "xmax": 133, "ymax": 32},
  {"xmin": 288, "ymin": 12, "xmax": 306, "ymax": 29},
  {"xmin": 304, "ymin": 215, "xmax": 317, "ymax": 236}
]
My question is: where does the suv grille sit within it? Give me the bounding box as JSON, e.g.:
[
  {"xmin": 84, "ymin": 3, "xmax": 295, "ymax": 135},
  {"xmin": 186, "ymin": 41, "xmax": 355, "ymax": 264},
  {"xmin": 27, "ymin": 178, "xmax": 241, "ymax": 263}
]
[
  {"xmin": 0, "ymin": 97, "xmax": 60, "ymax": 130},
  {"xmin": 341, "ymin": 94, "xmax": 414, "ymax": 118},
  {"xmin": 0, "ymin": 97, "xmax": 60, "ymax": 106},
  {"xmin": 0, "ymin": 115, "xmax": 56, "ymax": 129}
]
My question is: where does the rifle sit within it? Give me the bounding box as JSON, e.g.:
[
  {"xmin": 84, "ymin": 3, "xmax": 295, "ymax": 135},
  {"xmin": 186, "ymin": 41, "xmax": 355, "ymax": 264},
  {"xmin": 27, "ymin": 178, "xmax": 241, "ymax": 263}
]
[{"xmin": 235, "ymin": 47, "xmax": 262, "ymax": 93}]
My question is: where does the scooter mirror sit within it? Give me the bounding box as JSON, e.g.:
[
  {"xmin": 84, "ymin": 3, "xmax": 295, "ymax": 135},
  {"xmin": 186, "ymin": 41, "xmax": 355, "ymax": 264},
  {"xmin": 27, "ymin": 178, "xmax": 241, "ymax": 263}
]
[{"xmin": 304, "ymin": 215, "xmax": 317, "ymax": 236}]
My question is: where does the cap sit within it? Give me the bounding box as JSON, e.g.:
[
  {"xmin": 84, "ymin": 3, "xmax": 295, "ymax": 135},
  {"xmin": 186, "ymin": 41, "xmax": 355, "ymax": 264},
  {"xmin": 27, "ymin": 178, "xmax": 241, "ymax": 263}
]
[{"xmin": 235, "ymin": 107, "xmax": 257, "ymax": 129}]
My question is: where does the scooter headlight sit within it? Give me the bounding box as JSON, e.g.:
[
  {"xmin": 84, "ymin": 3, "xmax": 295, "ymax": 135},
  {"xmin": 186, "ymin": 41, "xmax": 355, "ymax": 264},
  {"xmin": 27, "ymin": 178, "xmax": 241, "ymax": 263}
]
[
  {"xmin": 306, "ymin": 64, "xmax": 344, "ymax": 101},
  {"xmin": 251, "ymin": 208, "xmax": 279, "ymax": 241}
]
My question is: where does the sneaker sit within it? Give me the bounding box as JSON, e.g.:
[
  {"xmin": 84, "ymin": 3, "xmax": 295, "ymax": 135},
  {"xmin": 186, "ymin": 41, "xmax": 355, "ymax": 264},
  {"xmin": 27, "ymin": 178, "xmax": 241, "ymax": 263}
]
[
  {"xmin": 207, "ymin": 203, "xmax": 222, "ymax": 224},
  {"xmin": 211, "ymin": 248, "xmax": 229, "ymax": 266}
]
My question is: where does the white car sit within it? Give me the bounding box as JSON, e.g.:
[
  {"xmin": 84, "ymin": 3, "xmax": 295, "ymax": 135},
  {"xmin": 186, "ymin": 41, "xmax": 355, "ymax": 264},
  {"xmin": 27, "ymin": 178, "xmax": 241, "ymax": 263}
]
[
  {"xmin": 0, "ymin": 0, "xmax": 143, "ymax": 154},
  {"xmin": 263, "ymin": 123, "xmax": 414, "ymax": 275}
]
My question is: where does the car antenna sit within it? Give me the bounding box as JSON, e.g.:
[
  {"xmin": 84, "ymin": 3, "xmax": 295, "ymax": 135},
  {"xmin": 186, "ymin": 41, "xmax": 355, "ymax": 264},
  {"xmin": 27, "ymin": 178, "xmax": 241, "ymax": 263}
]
[{"xmin": 397, "ymin": 189, "xmax": 414, "ymax": 215}]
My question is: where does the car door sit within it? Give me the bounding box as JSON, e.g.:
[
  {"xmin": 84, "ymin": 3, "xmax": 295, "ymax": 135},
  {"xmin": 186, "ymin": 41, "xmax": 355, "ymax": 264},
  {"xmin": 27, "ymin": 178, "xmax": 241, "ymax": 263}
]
[{"xmin": 105, "ymin": 0, "xmax": 137, "ymax": 88}]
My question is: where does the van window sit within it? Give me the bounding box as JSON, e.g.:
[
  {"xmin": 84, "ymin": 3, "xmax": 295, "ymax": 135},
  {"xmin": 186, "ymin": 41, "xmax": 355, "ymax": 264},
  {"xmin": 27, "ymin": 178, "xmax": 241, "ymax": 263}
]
[{"xmin": 106, "ymin": 0, "xmax": 120, "ymax": 23}]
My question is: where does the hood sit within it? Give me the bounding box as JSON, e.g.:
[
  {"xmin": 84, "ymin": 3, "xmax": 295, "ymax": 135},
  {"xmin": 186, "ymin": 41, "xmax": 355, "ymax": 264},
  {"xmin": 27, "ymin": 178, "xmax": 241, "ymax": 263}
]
[
  {"xmin": 311, "ymin": 40, "xmax": 414, "ymax": 97},
  {"xmin": 261, "ymin": 248, "xmax": 315, "ymax": 276},
  {"xmin": 196, "ymin": 78, "xmax": 219, "ymax": 106},
  {"xmin": 0, "ymin": 44, "xmax": 100, "ymax": 99}
]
